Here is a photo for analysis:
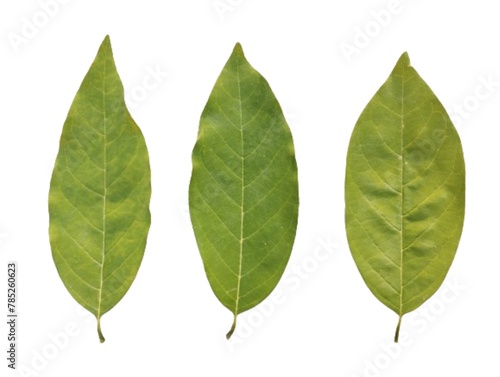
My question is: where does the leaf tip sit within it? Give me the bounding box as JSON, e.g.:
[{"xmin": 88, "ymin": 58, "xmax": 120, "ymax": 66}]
[
  {"xmin": 397, "ymin": 51, "xmax": 411, "ymax": 67},
  {"xmin": 232, "ymin": 42, "xmax": 244, "ymax": 57},
  {"xmin": 96, "ymin": 35, "xmax": 113, "ymax": 60},
  {"xmin": 102, "ymin": 34, "xmax": 111, "ymax": 48}
]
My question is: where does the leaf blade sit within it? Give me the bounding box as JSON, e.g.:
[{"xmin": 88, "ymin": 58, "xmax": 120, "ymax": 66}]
[
  {"xmin": 189, "ymin": 43, "xmax": 299, "ymax": 338},
  {"xmin": 345, "ymin": 52, "xmax": 465, "ymax": 341},
  {"xmin": 49, "ymin": 36, "xmax": 151, "ymax": 342}
]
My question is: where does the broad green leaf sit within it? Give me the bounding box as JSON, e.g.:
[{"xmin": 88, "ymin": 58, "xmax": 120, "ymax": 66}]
[
  {"xmin": 49, "ymin": 36, "xmax": 151, "ymax": 343},
  {"xmin": 345, "ymin": 52, "xmax": 465, "ymax": 342},
  {"xmin": 189, "ymin": 43, "xmax": 299, "ymax": 339}
]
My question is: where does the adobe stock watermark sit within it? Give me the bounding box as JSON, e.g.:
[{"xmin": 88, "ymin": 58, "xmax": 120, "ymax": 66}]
[
  {"xmin": 125, "ymin": 64, "xmax": 170, "ymax": 110},
  {"xmin": 349, "ymin": 277, "xmax": 466, "ymax": 377},
  {"xmin": 178, "ymin": 203, "xmax": 191, "ymax": 228},
  {"xmin": 18, "ymin": 305, "xmax": 93, "ymax": 377},
  {"xmin": 0, "ymin": 232, "xmax": 7, "ymax": 245},
  {"xmin": 226, "ymin": 235, "xmax": 341, "ymax": 352},
  {"xmin": 283, "ymin": 106, "xmax": 299, "ymax": 126},
  {"xmin": 7, "ymin": 0, "xmax": 71, "ymax": 54},
  {"xmin": 448, "ymin": 74, "xmax": 499, "ymax": 129},
  {"xmin": 339, "ymin": 0, "xmax": 415, "ymax": 63},
  {"xmin": 212, "ymin": 0, "xmax": 244, "ymax": 21},
  {"xmin": 377, "ymin": 74, "xmax": 498, "ymax": 172}
]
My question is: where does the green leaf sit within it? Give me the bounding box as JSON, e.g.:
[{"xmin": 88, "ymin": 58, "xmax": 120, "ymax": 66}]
[
  {"xmin": 345, "ymin": 52, "xmax": 465, "ymax": 342},
  {"xmin": 189, "ymin": 43, "xmax": 299, "ymax": 339},
  {"xmin": 49, "ymin": 36, "xmax": 151, "ymax": 343}
]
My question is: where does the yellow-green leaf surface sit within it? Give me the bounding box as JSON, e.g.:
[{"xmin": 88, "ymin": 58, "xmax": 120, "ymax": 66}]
[
  {"xmin": 189, "ymin": 43, "xmax": 299, "ymax": 339},
  {"xmin": 49, "ymin": 36, "xmax": 151, "ymax": 343},
  {"xmin": 345, "ymin": 53, "xmax": 465, "ymax": 341}
]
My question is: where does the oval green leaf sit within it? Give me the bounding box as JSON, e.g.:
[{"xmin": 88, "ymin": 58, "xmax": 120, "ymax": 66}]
[
  {"xmin": 345, "ymin": 52, "xmax": 465, "ymax": 342},
  {"xmin": 189, "ymin": 43, "xmax": 299, "ymax": 339},
  {"xmin": 49, "ymin": 36, "xmax": 151, "ymax": 343}
]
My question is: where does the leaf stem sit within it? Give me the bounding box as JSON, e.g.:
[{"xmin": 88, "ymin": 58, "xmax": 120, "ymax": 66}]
[
  {"xmin": 394, "ymin": 315, "xmax": 402, "ymax": 343},
  {"xmin": 226, "ymin": 315, "xmax": 237, "ymax": 340},
  {"xmin": 98, "ymin": 318, "xmax": 106, "ymax": 343}
]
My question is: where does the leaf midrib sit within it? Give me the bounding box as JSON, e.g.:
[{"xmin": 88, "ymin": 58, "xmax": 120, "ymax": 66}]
[
  {"xmin": 235, "ymin": 58, "xmax": 244, "ymax": 322},
  {"xmin": 399, "ymin": 67, "xmax": 405, "ymax": 321},
  {"xmin": 97, "ymin": 47, "xmax": 108, "ymax": 339}
]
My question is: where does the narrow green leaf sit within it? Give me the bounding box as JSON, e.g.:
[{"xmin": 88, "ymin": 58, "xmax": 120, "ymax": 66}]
[
  {"xmin": 189, "ymin": 43, "xmax": 299, "ymax": 339},
  {"xmin": 49, "ymin": 36, "xmax": 151, "ymax": 343},
  {"xmin": 345, "ymin": 52, "xmax": 465, "ymax": 341}
]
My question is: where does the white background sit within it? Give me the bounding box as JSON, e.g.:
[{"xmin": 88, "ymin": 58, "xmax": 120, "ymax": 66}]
[{"xmin": 1, "ymin": 0, "xmax": 499, "ymax": 376}]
